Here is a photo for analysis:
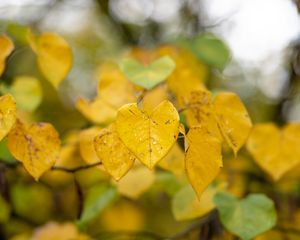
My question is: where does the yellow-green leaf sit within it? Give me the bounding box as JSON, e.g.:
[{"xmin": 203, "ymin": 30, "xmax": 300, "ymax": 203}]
[
  {"xmin": 116, "ymin": 100, "xmax": 179, "ymax": 169},
  {"xmin": 0, "ymin": 76, "xmax": 42, "ymax": 112},
  {"xmin": 94, "ymin": 124, "xmax": 136, "ymax": 180},
  {"xmin": 120, "ymin": 56, "xmax": 175, "ymax": 90},
  {"xmin": 172, "ymin": 184, "xmax": 218, "ymax": 221},
  {"xmin": 8, "ymin": 120, "xmax": 60, "ymax": 180}
]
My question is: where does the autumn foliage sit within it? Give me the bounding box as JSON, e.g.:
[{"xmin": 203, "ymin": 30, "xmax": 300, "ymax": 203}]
[{"xmin": 0, "ymin": 30, "xmax": 299, "ymax": 240}]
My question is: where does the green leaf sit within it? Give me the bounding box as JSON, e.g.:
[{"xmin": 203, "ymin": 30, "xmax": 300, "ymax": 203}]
[
  {"xmin": 77, "ymin": 184, "xmax": 118, "ymax": 229},
  {"xmin": 192, "ymin": 33, "xmax": 231, "ymax": 69},
  {"xmin": 172, "ymin": 184, "xmax": 217, "ymax": 221},
  {"xmin": 0, "ymin": 195, "xmax": 10, "ymax": 223},
  {"xmin": 11, "ymin": 183, "xmax": 54, "ymax": 224},
  {"xmin": 0, "ymin": 139, "xmax": 16, "ymax": 164},
  {"xmin": 0, "ymin": 76, "xmax": 42, "ymax": 112},
  {"xmin": 214, "ymin": 192, "xmax": 277, "ymax": 240},
  {"xmin": 120, "ymin": 56, "xmax": 175, "ymax": 89}
]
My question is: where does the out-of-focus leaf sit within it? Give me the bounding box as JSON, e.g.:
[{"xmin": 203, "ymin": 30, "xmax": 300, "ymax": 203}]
[
  {"xmin": 120, "ymin": 56, "xmax": 175, "ymax": 89},
  {"xmin": 142, "ymin": 84, "xmax": 169, "ymax": 114},
  {"xmin": 0, "ymin": 195, "xmax": 10, "ymax": 223},
  {"xmin": 116, "ymin": 100, "xmax": 179, "ymax": 169},
  {"xmin": 114, "ymin": 165, "xmax": 155, "ymax": 199},
  {"xmin": 214, "ymin": 192, "xmax": 277, "ymax": 240},
  {"xmin": 8, "ymin": 120, "xmax": 60, "ymax": 180},
  {"xmin": 28, "ymin": 31, "xmax": 72, "ymax": 89},
  {"xmin": 94, "ymin": 124, "xmax": 135, "ymax": 180},
  {"xmin": 31, "ymin": 222, "xmax": 91, "ymax": 240},
  {"xmin": 247, "ymin": 123, "xmax": 300, "ymax": 181},
  {"xmin": 158, "ymin": 143, "xmax": 184, "ymax": 176},
  {"xmin": 0, "ymin": 94, "xmax": 16, "ymax": 142},
  {"xmin": 100, "ymin": 200, "xmax": 145, "ymax": 231},
  {"xmin": 0, "ymin": 35, "xmax": 14, "ymax": 76},
  {"xmin": 0, "ymin": 139, "xmax": 15, "ymax": 164},
  {"xmin": 185, "ymin": 126, "xmax": 223, "ymax": 199},
  {"xmin": 154, "ymin": 171, "xmax": 183, "ymax": 197},
  {"xmin": 98, "ymin": 62, "xmax": 137, "ymax": 108},
  {"xmin": 79, "ymin": 126, "xmax": 102, "ymax": 166},
  {"xmin": 172, "ymin": 184, "xmax": 218, "ymax": 221},
  {"xmin": 11, "ymin": 183, "xmax": 54, "ymax": 224},
  {"xmin": 76, "ymin": 96, "xmax": 117, "ymax": 125},
  {"xmin": 6, "ymin": 23, "xmax": 29, "ymax": 45},
  {"xmin": 78, "ymin": 184, "xmax": 117, "ymax": 228},
  {"xmin": 192, "ymin": 33, "xmax": 231, "ymax": 69},
  {"xmin": 0, "ymin": 76, "xmax": 42, "ymax": 112}
]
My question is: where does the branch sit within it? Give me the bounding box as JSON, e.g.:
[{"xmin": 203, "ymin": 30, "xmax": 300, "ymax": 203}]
[
  {"xmin": 51, "ymin": 161, "xmax": 102, "ymax": 173},
  {"xmin": 275, "ymin": 226, "xmax": 300, "ymax": 236}
]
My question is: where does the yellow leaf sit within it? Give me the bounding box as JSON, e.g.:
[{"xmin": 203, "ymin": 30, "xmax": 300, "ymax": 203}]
[
  {"xmin": 116, "ymin": 100, "xmax": 179, "ymax": 169},
  {"xmin": 31, "ymin": 222, "xmax": 90, "ymax": 240},
  {"xmin": 1, "ymin": 76, "xmax": 42, "ymax": 112},
  {"xmin": 79, "ymin": 127, "xmax": 102, "ymax": 165},
  {"xmin": 247, "ymin": 123, "xmax": 300, "ymax": 181},
  {"xmin": 76, "ymin": 96, "xmax": 116, "ymax": 125},
  {"xmin": 185, "ymin": 126, "xmax": 223, "ymax": 198},
  {"xmin": 97, "ymin": 62, "xmax": 137, "ymax": 108},
  {"xmin": 158, "ymin": 143, "xmax": 184, "ymax": 175},
  {"xmin": 100, "ymin": 200, "xmax": 144, "ymax": 231},
  {"xmin": 94, "ymin": 124, "xmax": 136, "ymax": 180},
  {"xmin": 141, "ymin": 84, "xmax": 169, "ymax": 114},
  {"xmin": 184, "ymin": 90, "xmax": 252, "ymax": 154},
  {"xmin": 157, "ymin": 46, "xmax": 208, "ymax": 107},
  {"xmin": 0, "ymin": 94, "xmax": 17, "ymax": 141},
  {"xmin": 185, "ymin": 90, "xmax": 222, "ymax": 141},
  {"xmin": 28, "ymin": 31, "xmax": 72, "ymax": 89},
  {"xmin": 0, "ymin": 35, "xmax": 14, "ymax": 76},
  {"xmin": 214, "ymin": 92, "xmax": 252, "ymax": 154},
  {"xmin": 114, "ymin": 165, "xmax": 155, "ymax": 199},
  {"xmin": 8, "ymin": 120, "xmax": 60, "ymax": 180}
]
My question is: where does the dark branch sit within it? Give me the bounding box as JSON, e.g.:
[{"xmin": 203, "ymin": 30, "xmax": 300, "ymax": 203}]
[{"xmin": 51, "ymin": 161, "xmax": 102, "ymax": 173}]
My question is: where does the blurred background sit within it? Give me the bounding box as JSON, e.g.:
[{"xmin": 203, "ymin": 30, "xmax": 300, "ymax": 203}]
[
  {"xmin": 0, "ymin": 0, "xmax": 299, "ymax": 125},
  {"xmin": 0, "ymin": 0, "xmax": 300, "ymax": 239}
]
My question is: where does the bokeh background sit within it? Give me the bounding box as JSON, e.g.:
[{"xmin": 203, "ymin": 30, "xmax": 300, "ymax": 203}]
[
  {"xmin": 1, "ymin": 0, "xmax": 299, "ymax": 125},
  {"xmin": 0, "ymin": 0, "xmax": 300, "ymax": 239}
]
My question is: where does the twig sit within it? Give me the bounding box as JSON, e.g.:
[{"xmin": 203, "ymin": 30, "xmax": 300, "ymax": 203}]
[
  {"xmin": 51, "ymin": 161, "xmax": 102, "ymax": 173},
  {"xmin": 74, "ymin": 177, "xmax": 84, "ymax": 219},
  {"xmin": 275, "ymin": 226, "xmax": 300, "ymax": 236},
  {"xmin": 167, "ymin": 211, "xmax": 217, "ymax": 240}
]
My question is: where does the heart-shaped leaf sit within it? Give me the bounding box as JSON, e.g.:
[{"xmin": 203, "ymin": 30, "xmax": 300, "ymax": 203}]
[
  {"xmin": 8, "ymin": 120, "xmax": 61, "ymax": 180},
  {"xmin": 185, "ymin": 126, "xmax": 223, "ymax": 199},
  {"xmin": 28, "ymin": 31, "xmax": 72, "ymax": 89},
  {"xmin": 94, "ymin": 124, "xmax": 136, "ymax": 180},
  {"xmin": 116, "ymin": 100, "xmax": 179, "ymax": 169},
  {"xmin": 120, "ymin": 56, "xmax": 175, "ymax": 90},
  {"xmin": 247, "ymin": 123, "xmax": 300, "ymax": 181},
  {"xmin": 214, "ymin": 192, "xmax": 277, "ymax": 240}
]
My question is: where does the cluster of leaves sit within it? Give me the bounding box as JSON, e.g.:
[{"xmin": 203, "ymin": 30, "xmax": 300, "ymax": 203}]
[{"xmin": 0, "ymin": 29, "xmax": 299, "ymax": 240}]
